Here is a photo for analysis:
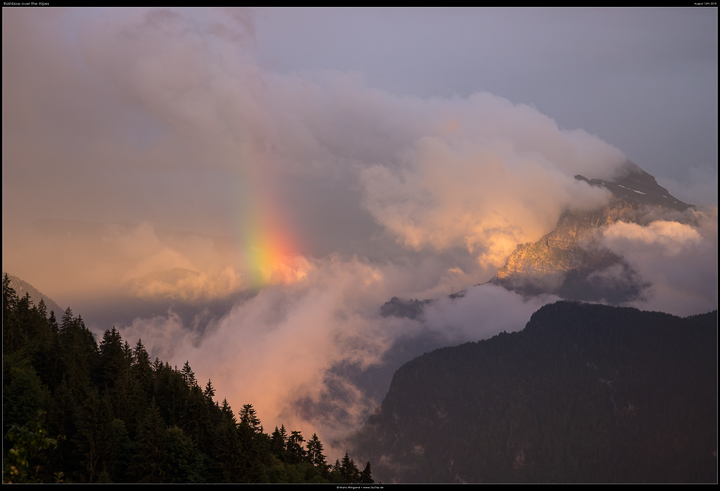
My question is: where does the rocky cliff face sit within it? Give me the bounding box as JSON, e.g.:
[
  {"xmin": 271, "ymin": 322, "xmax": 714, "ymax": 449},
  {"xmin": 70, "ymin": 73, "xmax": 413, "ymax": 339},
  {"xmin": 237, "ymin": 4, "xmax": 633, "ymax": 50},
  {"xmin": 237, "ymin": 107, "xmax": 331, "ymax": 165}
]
[{"xmin": 490, "ymin": 161, "xmax": 692, "ymax": 303}]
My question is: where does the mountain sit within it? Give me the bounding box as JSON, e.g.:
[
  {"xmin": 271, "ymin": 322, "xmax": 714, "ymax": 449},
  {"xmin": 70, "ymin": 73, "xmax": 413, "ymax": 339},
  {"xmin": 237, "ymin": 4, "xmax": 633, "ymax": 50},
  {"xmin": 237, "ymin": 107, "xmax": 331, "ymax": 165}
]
[
  {"xmin": 349, "ymin": 301, "xmax": 718, "ymax": 483},
  {"xmin": 4, "ymin": 273, "xmax": 64, "ymax": 317},
  {"xmin": 489, "ymin": 161, "xmax": 693, "ymax": 302},
  {"xmin": 379, "ymin": 162, "xmax": 695, "ymax": 320},
  {"xmin": 379, "ymin": 297, "xmax": 432, "ymax": 320}
]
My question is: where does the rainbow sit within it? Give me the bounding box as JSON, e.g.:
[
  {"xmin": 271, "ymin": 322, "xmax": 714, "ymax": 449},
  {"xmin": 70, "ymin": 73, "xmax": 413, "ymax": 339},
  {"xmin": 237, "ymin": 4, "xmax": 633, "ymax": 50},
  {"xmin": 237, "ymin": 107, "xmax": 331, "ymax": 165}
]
[
  {"xmin": 234, "ymin": 151, "xmax": 309, "ymax": 289},
  {"xmin": 241, "ymin": 210, "xmax": 299, "ymax": 287}
]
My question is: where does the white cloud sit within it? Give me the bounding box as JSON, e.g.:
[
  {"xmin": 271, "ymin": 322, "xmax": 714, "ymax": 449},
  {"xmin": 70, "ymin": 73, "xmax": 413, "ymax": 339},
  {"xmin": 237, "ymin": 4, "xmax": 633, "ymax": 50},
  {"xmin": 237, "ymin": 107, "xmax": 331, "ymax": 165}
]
[{"xmin": 601, "ymin": 208, "xmax": 718, "ymax": 316}]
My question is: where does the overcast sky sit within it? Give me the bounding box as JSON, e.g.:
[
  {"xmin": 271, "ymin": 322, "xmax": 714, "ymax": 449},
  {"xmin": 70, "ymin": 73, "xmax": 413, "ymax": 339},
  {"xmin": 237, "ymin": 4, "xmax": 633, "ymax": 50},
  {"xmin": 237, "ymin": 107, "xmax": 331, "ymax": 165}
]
[
  {"xmin": 252, "ymin": 7, "xmax": 717, "ymax": 192},
  {"xmin": 2, "ymin": 6, "xmax": 717, "ymax": 452}
]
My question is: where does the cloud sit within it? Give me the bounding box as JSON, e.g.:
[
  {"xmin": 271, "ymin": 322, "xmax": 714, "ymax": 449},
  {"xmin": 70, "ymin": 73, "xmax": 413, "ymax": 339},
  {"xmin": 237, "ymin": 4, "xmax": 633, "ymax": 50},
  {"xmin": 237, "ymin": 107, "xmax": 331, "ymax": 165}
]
[
  {"xmin": 3, "ymin": 7, "xmax": 628, "ymax": 304},
  {"xmin": 601, "ymin": 208, "xmax": 718, "ymax": 316},
  {"xmin": 360, "ymin": 135, "xmax": 614, "ymax": 273},
  {"xmin": 119, "ymin": 309, "xmax": 191, "ymax": 362},
  {"xmin": 116, "ymin": 257, "xmax": 560, "ymax": 455},
  {"xmin": 3, "ymin": 220, "xmax": 245, "ymax": 306},
  {"xmin": 116, "ymin": 256, "xmax": 403, "ymax": 446},
  {"xmin": 422, "ymin": 283, "xmax": 560, "ymax": 344},
  {"xmin": 3, "ymin": 7, "xmax": 715, "ymax": 458}
]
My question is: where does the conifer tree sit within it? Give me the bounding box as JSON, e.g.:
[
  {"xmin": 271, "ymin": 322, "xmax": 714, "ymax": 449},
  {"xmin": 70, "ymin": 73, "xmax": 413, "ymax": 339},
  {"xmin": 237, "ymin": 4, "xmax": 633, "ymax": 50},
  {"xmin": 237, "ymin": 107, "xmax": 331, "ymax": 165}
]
[
  {"xmin": 45, "ymin": 377, "xmax": 79, "ymax": 478},
  {"xmin": 237, "ymin": 404, "xmax": 270, "ymax": 481},
  {"xmin": 47, "ymin": 310, "xmax": 59, "ymax": 335},
  {"xmin": 98, "ymin": 327, "xmax": 126, "ymax": 392},
  {"xmin": 360, "ymin": 462, "xmax": 373, "ymax": 483},
  {"xmin": 34, "ymin": 310, "xmax": 64, "ymax": 392},
  {"xmin": 2, "ymin": 276, "xmax": 20, "ymax": 353},
  {"xmin": 3, "ymin": 356, "xmax": 48, "ymax": 435},
  {"xmin": 270, "ymin": 425, "xmax": 288, "ymax": 461},
  {"xmin": 212, "ymin": 405, "xmax": 243, "ymax": 482},
  {"xmin": 12, "ymin": 293, "xmax": 34, "ymax": 352},
  {"xmin": 130, "ymin": 401, "xmax": 169, "ymax": 483},
  {"xmin": 286, "ymin": 430, "xmax": 306, "ymax": 464},
  {"xmin": 340, "ymin": 453, "xmax": 360, "ymax": 483},
  {"xmin": 165, "ymin": 425, "xmax": 204, "ymax": 483},
  {"xmin": 59, "ymin": 310, "xmax": 97, "ymax": 403},
  {"xmin": 2, "ymin": 275, "xmax": 19, "ymax": 353},
  {"xmin": 106, "ymin": 418, "xmax": 134, "ymax": 483},
  {"xmin": 132, "ymin": 339, "xmax": 154, "ymax": 405},
  {"xmin": 1, "ymin": 288, "xmax": 374, "ymax": 484},
  {"xmin": 181, "ymin": 361, "xmax": 197, "ymax": 388},
  {"xmin": 37, "ymin": 298, "xmax": 47, "ymax": 319},
  {"xmin": 180, "ymin": 384, "xmax": 209, "ymax": 449},
  {"xmin": 203, "ymin": 379, "xmax": 215, "ymax": 400},
  {"xmin": 329, "ymin": 458, "xmax": 343, "ymax": 483},
  {"xmin": 73, "ymin": 388, "xmax": 111, "ymax": 483},
  {"xmin": 306, "ymin": 433, "xmax": 329, "ymax": 475},
  {"xmin": 239, "ymin": 404, "xmax": 263, "ymax": 434}
]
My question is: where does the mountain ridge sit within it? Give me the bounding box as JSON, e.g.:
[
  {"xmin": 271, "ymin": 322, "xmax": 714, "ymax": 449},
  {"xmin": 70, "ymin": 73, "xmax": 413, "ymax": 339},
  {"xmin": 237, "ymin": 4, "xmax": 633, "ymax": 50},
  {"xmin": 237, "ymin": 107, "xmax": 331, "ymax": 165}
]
[
  {"xmin": 379, "ymin": 161, "xmax": 696, "ymax": 319},
  {"xmin": 489, "ymin": 161, "xmax": 694, "ymax": 302},
  {"xmin": 350, "ymin": 301, "xmax": 718, "ymax": 483},
  {"xmin": 4, "ymin": 273, "xmax": 64, "ymax": 318}
]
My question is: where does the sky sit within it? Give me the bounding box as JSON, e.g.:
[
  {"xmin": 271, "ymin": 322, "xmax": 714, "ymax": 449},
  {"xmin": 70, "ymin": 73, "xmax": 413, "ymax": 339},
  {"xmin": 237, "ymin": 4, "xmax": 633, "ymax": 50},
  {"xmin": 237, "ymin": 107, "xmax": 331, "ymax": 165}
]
[{"xmin": 2, "ymin": 6, "xmax": 718, "ymax": 454}]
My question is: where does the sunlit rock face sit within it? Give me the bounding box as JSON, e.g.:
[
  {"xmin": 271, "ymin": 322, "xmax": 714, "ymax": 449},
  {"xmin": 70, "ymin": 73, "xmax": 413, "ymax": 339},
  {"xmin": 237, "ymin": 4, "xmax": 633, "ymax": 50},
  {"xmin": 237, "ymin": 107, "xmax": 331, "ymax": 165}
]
[{"xmin": 490, "ymin": 161, "xmax": 692, "ymax": 303}]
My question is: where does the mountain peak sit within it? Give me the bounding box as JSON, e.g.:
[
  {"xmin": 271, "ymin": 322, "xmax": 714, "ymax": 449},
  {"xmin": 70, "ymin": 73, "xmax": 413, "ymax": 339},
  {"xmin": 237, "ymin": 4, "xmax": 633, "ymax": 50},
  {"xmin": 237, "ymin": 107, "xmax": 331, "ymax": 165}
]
[
  {"xmin": 575, "ymin": 161, "xmax": 690, "ymax": 211},
  {"xmin": 491, "ymin": 162, "xmax": 693, "ymax": 303}
]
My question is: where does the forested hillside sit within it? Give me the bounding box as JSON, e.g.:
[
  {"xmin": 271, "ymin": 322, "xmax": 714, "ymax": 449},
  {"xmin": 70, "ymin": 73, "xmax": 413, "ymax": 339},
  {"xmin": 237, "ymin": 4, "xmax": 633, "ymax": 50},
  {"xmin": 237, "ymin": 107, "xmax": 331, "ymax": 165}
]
[
  {"xmin": 351, "ymin": 301, "xmax": 717, "ymax": 483},
  {"xmin": 4, "ymin": 274, "xmax": 63, "ymax": 319},
  {"xmin": 2, "ymin": 274, "xmax": 372, "ymax": 483}
]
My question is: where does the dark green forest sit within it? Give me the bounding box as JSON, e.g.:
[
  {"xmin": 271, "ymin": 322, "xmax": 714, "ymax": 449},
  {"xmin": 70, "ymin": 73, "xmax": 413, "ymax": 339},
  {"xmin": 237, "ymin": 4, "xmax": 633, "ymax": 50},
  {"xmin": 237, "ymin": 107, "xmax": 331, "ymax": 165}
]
[
  {"xmin": 352, "ymin": 301, "xmax": 718, "ymax": 483},
  {"xmin": 2, "ymin": 274, "xmax": 372, "ymax": 483}
]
